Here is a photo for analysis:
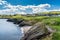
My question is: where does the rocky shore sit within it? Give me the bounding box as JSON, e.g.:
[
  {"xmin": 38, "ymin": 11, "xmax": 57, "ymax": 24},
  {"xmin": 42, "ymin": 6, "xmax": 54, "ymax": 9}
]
[
  {"xmin": 7, "ymin": 19, "xmax": 54, "ymax": 40},
  {"xmin": 20, "ymin": 22, "xmax": 54, "ymax": 40},
  {"xmin": 7, "ymin": 18, "xmax": 32, "ymax": 27}
]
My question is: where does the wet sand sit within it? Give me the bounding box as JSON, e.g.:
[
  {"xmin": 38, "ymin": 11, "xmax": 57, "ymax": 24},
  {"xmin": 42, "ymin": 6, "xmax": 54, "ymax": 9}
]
[{"xmin": 21, "ymin": 26, "xmax": 32, "ymax": 34}]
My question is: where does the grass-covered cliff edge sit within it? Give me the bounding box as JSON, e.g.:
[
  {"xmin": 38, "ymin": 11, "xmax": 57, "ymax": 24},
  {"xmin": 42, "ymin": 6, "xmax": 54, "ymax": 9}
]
[{"xmin": 0, "ymin": 11, "xmax": 60, "ymax": 40}]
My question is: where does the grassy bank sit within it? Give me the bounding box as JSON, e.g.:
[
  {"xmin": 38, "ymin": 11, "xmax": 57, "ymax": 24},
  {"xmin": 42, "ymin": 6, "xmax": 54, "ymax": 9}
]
[
  {"xmin": 12, "ymin": 15, "xmax": 60, "ymax": 40},
  {"xmin": 42, "ymin": 17, "xmax": 60, "ymax": 40},
  {"xmin": 0, "ymin": 14, "xmax": 60, "ymax": 40}
]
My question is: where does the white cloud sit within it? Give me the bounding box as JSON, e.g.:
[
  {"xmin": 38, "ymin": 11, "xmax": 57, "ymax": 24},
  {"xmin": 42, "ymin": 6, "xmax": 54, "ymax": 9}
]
[
  {"xmin": 0, "ymin": 0, "xmax": 60, "ymax": 15},
  {"xmin": 0, "ymin": 0, "xmax": 3, "ymax": 5},
  {"xmin": 0, "ymin": 0, "xmax": 8, "ymax": 5},
  {"xmin": 49, "ymin": 9, "xmax": 60, "ymax": 11},
  {"xmin": 0, "ymin": 0, "xmax": 2, "ymax": 2},
  {"xmin": 4, "ymin": 4, "xmax": 51, "ymax": 13},
  {"xmin": 29, "ymin": 4, "xmax": 51, "ymax": 13},
  {"xmin": 0, "ymin": 1, "xmax": 51, "ymax": 14}
]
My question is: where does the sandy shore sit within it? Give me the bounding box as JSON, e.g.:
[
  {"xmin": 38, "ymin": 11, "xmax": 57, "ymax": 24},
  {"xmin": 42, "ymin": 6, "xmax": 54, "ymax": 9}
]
[{"xmin": 21, "ymin": 26, "xmax": 32, "ymax": 34}]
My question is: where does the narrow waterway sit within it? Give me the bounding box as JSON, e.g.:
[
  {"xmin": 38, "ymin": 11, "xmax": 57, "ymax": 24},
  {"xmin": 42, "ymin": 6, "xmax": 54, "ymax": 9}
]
[{"xmin": 0, "ymin": 19, "xmax": 23, "ymax": 40}]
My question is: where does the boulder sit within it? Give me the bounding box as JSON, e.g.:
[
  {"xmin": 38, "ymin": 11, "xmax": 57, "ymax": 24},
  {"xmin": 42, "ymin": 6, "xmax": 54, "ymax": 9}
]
[
  {"xmin": 7, "ymin": 18, "xmax": 17, "ymax": 22},
  {"xmin": 19, "ymin": 21, "xmax": 32, "ymax": 27},
  {"xmin": 20, "ymin": 22, "xmax": 54, "ymax": 40},
  {"xmin": 14, "ymin": 19, "xmax": 24, "ymax": 24},
  {"xmin": 7, "ymin": 19, "xmax": 13, "ymax": 22}
]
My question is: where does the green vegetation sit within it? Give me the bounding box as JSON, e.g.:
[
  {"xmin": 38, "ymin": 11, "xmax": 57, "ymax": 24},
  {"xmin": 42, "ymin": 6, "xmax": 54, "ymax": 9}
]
[
  {"xmin": 42, "ymin": 17, "xmax": 60, "ymax": 40},
  {"xmin": 4, "ymin": 14, "xmax": 59, "ymax": 40},
  {"xmin": 0, "ymin": 11, "xmax": 60, "ymax": 40},
  {"xmin": 12, "ymin": 15, "xmax": 60, "ymax": 40}
]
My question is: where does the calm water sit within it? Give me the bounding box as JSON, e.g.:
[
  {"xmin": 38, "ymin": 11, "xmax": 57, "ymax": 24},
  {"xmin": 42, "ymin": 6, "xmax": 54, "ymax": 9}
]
[{"xmin": 0, "ymin": 19, "xmax": 23, "ymax": 40}]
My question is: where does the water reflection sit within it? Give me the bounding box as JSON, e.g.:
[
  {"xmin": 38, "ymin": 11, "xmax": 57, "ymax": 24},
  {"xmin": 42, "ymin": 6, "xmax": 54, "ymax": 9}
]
[{"xmin": 0, "ymin": 19, "xmax": 23, "ymax": 40}]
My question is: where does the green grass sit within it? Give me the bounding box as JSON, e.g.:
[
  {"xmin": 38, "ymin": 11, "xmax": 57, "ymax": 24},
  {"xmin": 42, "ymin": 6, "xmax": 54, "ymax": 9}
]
[
  {"xmin": 12, "ymin": 15, "xmax": 60, "ymax": 40},
  {"xmin": 52, "ymin": 32, "xmax": 60, "ymax": 40},
  {"xmin": 0, "ymin": 14, "xmax": 60, "ymax": 40},
  {"xmin": 9, "ymin": 15, "xmax": 60, "ymax": 40},
  {"xmin": 41, "ymin": 17, "xmax": 60, "ymax": 40}
]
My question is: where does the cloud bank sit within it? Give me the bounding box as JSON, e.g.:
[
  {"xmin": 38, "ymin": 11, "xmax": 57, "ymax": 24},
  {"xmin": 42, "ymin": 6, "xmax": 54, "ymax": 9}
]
[{"xmin": 0, "ymin": 0, "xmax": 60, "ymax": 15}]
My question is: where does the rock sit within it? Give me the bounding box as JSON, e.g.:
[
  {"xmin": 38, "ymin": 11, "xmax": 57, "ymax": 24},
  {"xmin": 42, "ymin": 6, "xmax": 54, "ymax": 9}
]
[
  {"xmin": 7, "ymin": 19, "xmax": 13, "ymax": 22},
  {"xmin": 7, "ymin": 18, "xmax": 17, "ymax": 22},
  {"xmin": 14, "ymin": 19, "xmax": 24, "ymax": 24},
  {"xmin": 20, "ymin": 22, "xmax": 54, "ymax": 40},
  {"xmin": 19, "ymin": 21, "xmax": 32, "ymax": 27}
]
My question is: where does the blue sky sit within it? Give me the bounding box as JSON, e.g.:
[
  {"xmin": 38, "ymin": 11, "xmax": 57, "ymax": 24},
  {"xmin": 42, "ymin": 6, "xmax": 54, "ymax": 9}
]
[
  {"xmin": 0, "ymin": 0, "xmax": 60, "ymax": 14},
  {"xmin": 4, "ymin": 0, "xmax": 60, "ymax": 6},
  {"xmin": 4, "ymin": 0, "xmax": 60, "ymax": 8}
]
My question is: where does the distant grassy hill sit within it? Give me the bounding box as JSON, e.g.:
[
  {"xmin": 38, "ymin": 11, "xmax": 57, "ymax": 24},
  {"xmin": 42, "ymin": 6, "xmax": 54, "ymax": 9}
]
[
  {"xmin": 34, "ymin": 11, "xmax": 60, "ymax": 16},
  {"xmin": 0, "ymin": 11, "xmax": 60, "ymax": 18}
]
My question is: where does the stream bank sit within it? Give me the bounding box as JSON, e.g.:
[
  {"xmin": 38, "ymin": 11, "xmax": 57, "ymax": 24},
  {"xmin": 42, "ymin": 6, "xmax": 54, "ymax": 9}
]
[{"xmin": 7, "ymin": 18, "xmax": 54, "ymax": 40}]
